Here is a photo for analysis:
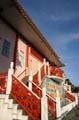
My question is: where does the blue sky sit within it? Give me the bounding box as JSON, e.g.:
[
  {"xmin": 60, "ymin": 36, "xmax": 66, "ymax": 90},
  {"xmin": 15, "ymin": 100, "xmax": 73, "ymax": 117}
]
[{"xmin": 19, "ymin": 0, "xmax": 79, "ymax": 86}]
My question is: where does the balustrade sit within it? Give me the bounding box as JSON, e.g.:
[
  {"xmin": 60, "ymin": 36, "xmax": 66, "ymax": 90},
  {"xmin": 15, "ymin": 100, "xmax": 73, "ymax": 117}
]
[
  {"xmin": 50, "ymin": 66, "xmax": 63, "ymax": 77},
  {"xmin": 0, "ymin": 72, "xmax": 8, "ymax": 93},
  {"xmin": 11, "ymin": 75, "xmax": 41, "ymax": 120},
  {"xmin": 65, "ymin": 91, "xmax": 75, "ymax": 102},
  {"xmin": 47, "ymin": 95, "xmax": 56, "ymax": 117}
]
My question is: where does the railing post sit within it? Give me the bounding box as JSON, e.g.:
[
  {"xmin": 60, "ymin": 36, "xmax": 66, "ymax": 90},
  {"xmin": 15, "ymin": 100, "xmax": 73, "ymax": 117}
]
[
  {"xmin": 28, "ymin": 71, "xmax": 33, "ymax": 91},
  {"xmin": 47, "ymin": 61, "xmax": 50, "ymax": 75},
  {"xmin": 56, "ymin": 90, "xmax": 61, "ymax": 118},
  {"xmin": 43, "ymin": 58, "xmax": 46, "ymax": 74},
  {"xmin": 38, "ymin": 64, "xmax": 41, "ymax": 83},
  {"xmin": 75, "ymin": 95, "xmax": 78, "ymax": 105},
  {"xmin": 6, "ymin": 62, "xmax": 14, "ymax": 94},
  {"xmin": 41, "ymin": 87, "xmax": 48, "ymax": 120}
]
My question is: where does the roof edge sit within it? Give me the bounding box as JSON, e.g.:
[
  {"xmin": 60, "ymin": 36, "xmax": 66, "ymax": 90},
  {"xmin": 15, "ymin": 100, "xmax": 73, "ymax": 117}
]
[{"xmin": 13, "ymin": 0, "xmax": 60, "ymax": 59}]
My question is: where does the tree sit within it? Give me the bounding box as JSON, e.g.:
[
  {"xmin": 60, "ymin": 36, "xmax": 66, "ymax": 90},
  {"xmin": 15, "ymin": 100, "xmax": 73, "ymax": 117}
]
[
  {"xmin": 65, "ymin": 79, "xmax": 72, "ymax": 85},
  {"xmin": 74, "ymin": 86, "xmax": 79, "ymax": 93}
]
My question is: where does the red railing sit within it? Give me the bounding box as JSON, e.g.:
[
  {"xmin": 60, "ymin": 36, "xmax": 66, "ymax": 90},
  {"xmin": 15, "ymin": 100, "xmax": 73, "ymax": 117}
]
[
  {"xmin": 65, "ymin": 91, "xmax": 75, "ymax": 102},
  {"xmin": 32, "ymin": 64, "xmax": 46, "ymax": 85},
  {"xmin": 11, "ymin": 75, "xmax": 56, "ymax": 119},
  {"xmin": 46, "ymin": 65, "xmax": 49, "ymax": 75},
  {"xmin": 32, "ymin": 81, "xmax": 42, "ymax": 97},
  {"xmin": 32, "ymin": 79, "xmax": 56, "ymax": 117},
  {"xmin": 11, "ymin": 75, "xmax": 41, "ymax": 120},
  {"xmin": 50, "ymin": 66, "xmax": 63, "ymax": 77},
  {"xmin": 41, "ymin": 65, "xmax": 45, "ymax": 79},
  {"xmin": 47, "ymin": 94, "xmax": 56, "ymax": 117},
  {"xmin": 33, "ymin": 71, "xmax": 39, "ymax": 85},
  {"xmin": 0, "ymin": 72, "xmax": 8, "ymax": 93},
  {"xmin": 32, "ymin": 65, "xmax": 56, "ymax": 118}
]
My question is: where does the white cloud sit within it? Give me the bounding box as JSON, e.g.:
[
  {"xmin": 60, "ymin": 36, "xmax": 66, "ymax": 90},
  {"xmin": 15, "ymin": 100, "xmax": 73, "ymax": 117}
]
[
  {"xmin": 50, "ymin": 12, "xmax": 79, "ymax": 22},
  {"xmin": 52, "ymin": 32, "xmax": 79, "ymax": 53},
  {"xmin": 55, "ymin": 32, "xmax": 79, "ymax": 44}
]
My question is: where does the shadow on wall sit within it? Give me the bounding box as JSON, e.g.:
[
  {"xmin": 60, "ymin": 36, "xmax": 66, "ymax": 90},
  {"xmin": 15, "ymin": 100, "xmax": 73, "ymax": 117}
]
[{"xmin": 16, "ymin": 50, "xmax": 24, "ymax": 67}]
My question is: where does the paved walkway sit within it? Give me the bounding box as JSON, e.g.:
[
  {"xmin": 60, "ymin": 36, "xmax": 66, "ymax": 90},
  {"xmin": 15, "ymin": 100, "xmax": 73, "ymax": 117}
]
[{"xmin": 62, "ymin": 98, "xmax": 79, "ymax": 120}]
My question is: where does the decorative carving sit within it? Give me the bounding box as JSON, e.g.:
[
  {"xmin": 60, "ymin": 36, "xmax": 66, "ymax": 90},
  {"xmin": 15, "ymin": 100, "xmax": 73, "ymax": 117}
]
[
  {"xmin": 0, "ymin": 72, "xmax": 7, "ymax": 93},
  {"xmin": 11, "ymin": 75, "xmax": 41, "ymax": 120}
]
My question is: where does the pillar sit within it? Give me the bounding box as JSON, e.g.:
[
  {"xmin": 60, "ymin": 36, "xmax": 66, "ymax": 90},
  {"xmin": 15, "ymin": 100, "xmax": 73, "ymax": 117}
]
[
  {"xmin": 43, "ymin": 58, "xmax": 46, "ymax": 74},
  {"xmin": 41, "ymin": 87, "xmax": 48, "ymax": 120},
  {"xmin": 38, "ymin": 64, "xmax": 41, "ymax": 83},
  {"xmin": 6, "ymin": 62, "xmax": 14, "ymax": 94},
  {"xmin": 28, "ymin": 71, "xmax": 33, "ymax": 91},
  {"xmin": 56, "ymin": 90, "xmax": 61, "ymax": 118},
  {"xmin": 47, "ymin": 61, "xmax": 50, "ymax": 75}
]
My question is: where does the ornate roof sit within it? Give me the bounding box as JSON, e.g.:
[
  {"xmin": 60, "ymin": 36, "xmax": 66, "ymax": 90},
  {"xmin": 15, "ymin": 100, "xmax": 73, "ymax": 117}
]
[{"xmin": 0, "ymin": 0, "xmax": 64, "ymax": 67}]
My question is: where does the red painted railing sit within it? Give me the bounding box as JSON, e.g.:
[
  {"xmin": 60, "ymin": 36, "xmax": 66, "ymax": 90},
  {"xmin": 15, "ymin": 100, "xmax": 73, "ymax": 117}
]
[
  {"xmin": 11, "ymin": 75, "xmax": 41, "ymax": 120},
  {"xmin": 11, "ymin": 75, "xmax": 56, "ymax": 119},
  {"xmin": 33, "ymin": 71, "xmax": 39, "ymax": 85},
  {"xmin": 32, "ymin": 81, "xmax": 42, "ymax": 97},
  {"xmin": 32, "ymin": 64, "xmax": 46, "ymax": 85},
  {"xmin": 50, "ymin": 66, "xmax": 63, "ymax": 77},
  {"xmin": 33, "ymin": 87, "xmax": 56, "ymax": 117},
  {"xmin": 47, "ymin": 95, "xmax": 56, "ymax": 117},
  {"xmin": 32, "ymin": 79, "xmax": 56, "ymax": 117},
  {"xmin": 65, "ymin": 91, "xmax": 75, "ymax": 102},
  {"xmin": 32, "ymin": 65, "xmax": 56, "ymax": 117},
  {"xmin": 46, "ymin": 64, "xmax": 48, "ymax": 75},
  {"xmin": 41, "ymin": 65, "xmax": 45, "ymax": 79},
  {"xmin": 0, "ymin": 72, "xmax": 8, "ymax": 93}
]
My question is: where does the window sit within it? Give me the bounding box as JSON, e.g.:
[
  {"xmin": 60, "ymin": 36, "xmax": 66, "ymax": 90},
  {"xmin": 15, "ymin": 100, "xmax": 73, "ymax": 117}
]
[{"xmin": 2, "ymin": 39, "xmax": 11, "ymax": 57}]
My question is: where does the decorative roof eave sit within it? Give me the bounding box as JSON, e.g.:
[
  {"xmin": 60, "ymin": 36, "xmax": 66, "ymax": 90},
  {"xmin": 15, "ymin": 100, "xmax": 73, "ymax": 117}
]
[
  {"xmin": 0, "ymin": 0, "xmax": 65, "ymax": 67},
  {"xmin": 13, "ymin": 0, "xmax": 59, "ymax": 58}
]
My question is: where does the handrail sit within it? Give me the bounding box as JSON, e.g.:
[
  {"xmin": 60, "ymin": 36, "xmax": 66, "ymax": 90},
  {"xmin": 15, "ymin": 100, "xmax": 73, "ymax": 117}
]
[
  {"xmin": 11, "ymin": 75, "xmax": 57, "ymax": 119},
  {"xmin": 65, "ymin": 91, "xmax": 75, "ymax": 102},
  {"xmin": 17, "ymin": 67, "xmax": 27, "ymax": 78},
  {"xmin": 0, "ymin": 71, "xmax": 8, "ymax": 93},
  {"xmin": 27, "ymin": 79, "xmax": 42, "ymax": 91},
  {"xmin": 0, "ymin": 72, "xmax": 8, "ymax": 77},
  {"xmin": 28, "ymin": 79, "xmax": 56, "ymax": 102},
  {"xmin": 32, "ymin": 65, "xmax": 57, "ymax": 118},
  {"xmin": 50, "ymin": 66, "xmax": 64, "ymax": 77},
  {"xmin": 16, "ymin": 78, "xmax": 41, "ymax": 99},
  {"xmin": 28, "ymin": 79, "xmax": 56, "ymax": 117},
  {"xmin": 11, "ymin": 75, "xmax": 41, "ymax": 120},
  {"xmin": 47, "ymin": 94, "xmax": 56, "ymax": 103}
]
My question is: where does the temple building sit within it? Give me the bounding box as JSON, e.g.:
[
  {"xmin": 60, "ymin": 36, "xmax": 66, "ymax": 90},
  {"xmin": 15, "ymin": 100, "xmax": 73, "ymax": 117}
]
[{"xmin": 0, "ymin": 0, "xmax": 78, "ymax": 120}]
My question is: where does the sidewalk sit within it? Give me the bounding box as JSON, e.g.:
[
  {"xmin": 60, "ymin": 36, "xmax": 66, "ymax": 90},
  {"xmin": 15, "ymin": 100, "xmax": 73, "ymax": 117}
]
[{"xmin": 62, "ymin": 98, "xmax": 79, "ymax": 120}]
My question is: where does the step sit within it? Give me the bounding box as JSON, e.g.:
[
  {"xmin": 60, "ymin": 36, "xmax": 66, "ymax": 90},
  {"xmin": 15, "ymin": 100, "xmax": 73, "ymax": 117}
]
[
  {"xmin": 17, "ymin": 110, "xmax": 28, "ymax": 120},
  {"xmin": 0, "ymin": 94, "xmax": 6, "ymax": 99},
  {"xmin": 8, "ymin": 99, "xmax": 13, "ymax": 109},
  {"xmin": 22, "ymin": 115, "xmax": 28, "ymax": 120},
  {"xmin": 0, "ymin": 99, "xmax": 4, "ymax": 108},
  {"xmin": 0, "ymin": 102, "xmax": 12, "ymax": 120},
  {"xmin": 3, "ymin": 94, "xmax": 9, "ymax": 104},
  {"xmin": 0, "ymin": 94, "xmax": 29, "ymax": 120},
  {"xmin": 12, "ymin": 104, "xmax": 18, "ymax": 114},
  {"xmin": 12, "ymin": 114, "xmax": 18, "ymax": 119}
]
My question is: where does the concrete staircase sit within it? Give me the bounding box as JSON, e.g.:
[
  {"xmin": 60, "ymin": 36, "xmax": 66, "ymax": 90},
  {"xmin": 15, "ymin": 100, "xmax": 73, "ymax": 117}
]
[{"xmin": 0, "ymin": 94, "xmax": 30, "ymax": 120}]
